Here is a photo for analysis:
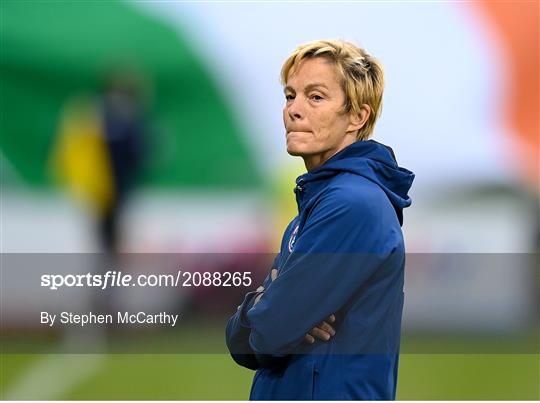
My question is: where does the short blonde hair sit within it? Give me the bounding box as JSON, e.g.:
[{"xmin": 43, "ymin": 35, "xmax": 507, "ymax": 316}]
[{"xmin": 281, "ymin": 39, "xmax": 384, "ymax": 140}]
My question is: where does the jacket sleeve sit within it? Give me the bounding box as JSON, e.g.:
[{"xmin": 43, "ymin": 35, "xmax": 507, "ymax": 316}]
[
  {"xmin": 246, "ymin": 188, "xmax": 399, "ymax": 354},
  {"xmin": 225, "ymin": 255, "xmax": 288, "ymax": 370},
  {"xmin": 225, "ymin": 289, "xmax": 263, "ymax": 370}
]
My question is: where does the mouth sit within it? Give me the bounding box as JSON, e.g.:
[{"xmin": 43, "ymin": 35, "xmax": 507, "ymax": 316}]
[{"xmin": 286, "ymin": 130, "xmax": 311, "ymax": 135}]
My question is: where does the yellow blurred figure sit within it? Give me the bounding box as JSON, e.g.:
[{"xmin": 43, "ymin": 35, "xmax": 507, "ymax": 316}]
[{"xmin": 50, "ymin": 96, "xmax": 114, "ymax": 214}]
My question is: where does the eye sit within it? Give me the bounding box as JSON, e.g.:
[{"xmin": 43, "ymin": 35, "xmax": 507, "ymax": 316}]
[
  {"xmin": 310, "ymin": 94, "xmax": 324, "ymax": 101},
  {"xmin": 285, "ymin": 94, "xmax": 295, "ymax": 101}
]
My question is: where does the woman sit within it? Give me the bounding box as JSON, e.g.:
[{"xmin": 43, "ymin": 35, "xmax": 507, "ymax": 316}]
[{"xmin": 226, "ymin": 39, "xmax": 414, "ymax": 400}]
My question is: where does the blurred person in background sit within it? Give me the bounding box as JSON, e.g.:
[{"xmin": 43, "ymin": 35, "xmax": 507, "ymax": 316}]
[
  {"xmin": 50, "ymin": 67, "xmax": 149, "ymax": 323},
  {"xmin": 97, "ymin": 69, "xmax": 147, "ymax": 253},
  {"xmin": 52, "ymin": 67, "xmax": 149, "ymax": 254},
  {"xmin": 226, "ymin": 40, "xmax": 414, "ymax": 400}
]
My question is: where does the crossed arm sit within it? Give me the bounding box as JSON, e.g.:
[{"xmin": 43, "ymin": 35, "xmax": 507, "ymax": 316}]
[
  {"xmin": 253, "ymin": 269, "xmax": 336, "ymax": 344},
  {"xmin": 225, "ymin": 266, "xmax": 336, "ymax": 370}
]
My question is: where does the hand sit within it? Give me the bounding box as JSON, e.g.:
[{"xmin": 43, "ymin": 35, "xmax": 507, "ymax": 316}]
[
  {"xmin": 304, "ymin": 314, "xmax": 336, "ymax": 344},
  {"xmin": 253, "ymin": 269, "xmax": 278, "ymax": 306}
]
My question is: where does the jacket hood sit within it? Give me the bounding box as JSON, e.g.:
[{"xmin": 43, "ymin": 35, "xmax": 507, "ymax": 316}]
[{"xmin": 296, "ymin": 140, "xmax": 415, "ymax": 225}]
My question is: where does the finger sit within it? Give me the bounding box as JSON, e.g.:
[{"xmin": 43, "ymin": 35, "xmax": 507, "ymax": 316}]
[
  {"xmin": 318, "ymin": 321, "xmax": 336, "ymax": 336},
  {"xmin": 309, "ymin": 326, "xmax": 332, "ymax": 341},
  {"xmin": 271, "ymin": 269, "xmax": 278, "ymax": 281},
  {"xmin": 327, "ymin": 314, "xmax": 336, "ymax": 323},
  {"xmin": 256, "ymin": 286, "xmax": 265, "ymax": 292},
  {"xmin": 304, "ymin": 334, "xmax": 315, "ymax": 344}
]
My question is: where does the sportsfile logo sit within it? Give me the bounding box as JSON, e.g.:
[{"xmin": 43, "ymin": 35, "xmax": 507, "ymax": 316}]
[
  {"xmin": 40, "ymin": 270, "xmax": 169, "ymax": 290},
  {"xmin": 40, "ymin": 270, "xmax": 253, "ymax": 290}
]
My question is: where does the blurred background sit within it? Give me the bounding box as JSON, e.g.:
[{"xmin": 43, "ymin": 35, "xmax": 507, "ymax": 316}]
[{"xmin": 1, "ymin": 0, "xmax": 538, "ymax": 400}]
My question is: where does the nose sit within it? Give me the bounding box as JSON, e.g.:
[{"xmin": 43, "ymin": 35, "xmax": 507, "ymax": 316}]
[{"xmin": 285, "ymin": 98, "xmax": 303, "ymax": 121}]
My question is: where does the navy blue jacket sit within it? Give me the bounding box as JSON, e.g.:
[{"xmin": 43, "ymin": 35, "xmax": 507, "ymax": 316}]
[{"xmin": 226, "ymin": 140, "xmax": 414, "ymax": 400}]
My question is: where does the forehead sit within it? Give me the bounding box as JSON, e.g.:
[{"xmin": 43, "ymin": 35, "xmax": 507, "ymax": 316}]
[{"xmin": 285, "ymin": 57, "xmax": 340, "ymax": 89}]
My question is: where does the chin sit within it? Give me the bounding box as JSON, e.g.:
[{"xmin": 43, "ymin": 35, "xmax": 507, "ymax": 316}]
[
  {"xmin": 286, "ymin": 143, "xmax": 307, "ymax": 157},
  {"xmin": 286, "ymin": 138, "xmax": 310, "ymax": 156},
  {"xmin": 286, "ymin": 147, "xmax": 303, "ymax": 156}
]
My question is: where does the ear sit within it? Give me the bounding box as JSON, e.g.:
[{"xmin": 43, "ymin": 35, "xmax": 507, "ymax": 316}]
[{"xmin": 347, "ymin": 104, "xmax": 371, "ymax": 133}]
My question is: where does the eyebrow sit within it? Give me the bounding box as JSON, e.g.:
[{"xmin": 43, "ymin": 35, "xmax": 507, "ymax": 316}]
[{"xmin": 284, "ymin": 82, "xmax": 329, "ymax": 93}]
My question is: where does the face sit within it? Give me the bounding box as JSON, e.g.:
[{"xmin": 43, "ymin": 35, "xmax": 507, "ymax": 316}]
[{"xmin": 283, "ymin": 57, "xmax": 359, "ymax": 170}]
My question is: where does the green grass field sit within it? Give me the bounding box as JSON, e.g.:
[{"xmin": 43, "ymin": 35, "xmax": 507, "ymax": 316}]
[{"xmin": 1, "ymin": 327, "xmax": 539, "ymax": 400}]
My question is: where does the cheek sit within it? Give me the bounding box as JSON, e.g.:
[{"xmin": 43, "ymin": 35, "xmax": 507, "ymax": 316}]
[
  {"xmin": 321, "ymin": 112, "xmax": 348, "ymax": 132},
  {"xmin": 313, "ymin": 113, "xmax": 336, "ymax": 135},
  {"xmin": 311, "ymin": 117, "xmax": 348, "ymax": 146}
]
